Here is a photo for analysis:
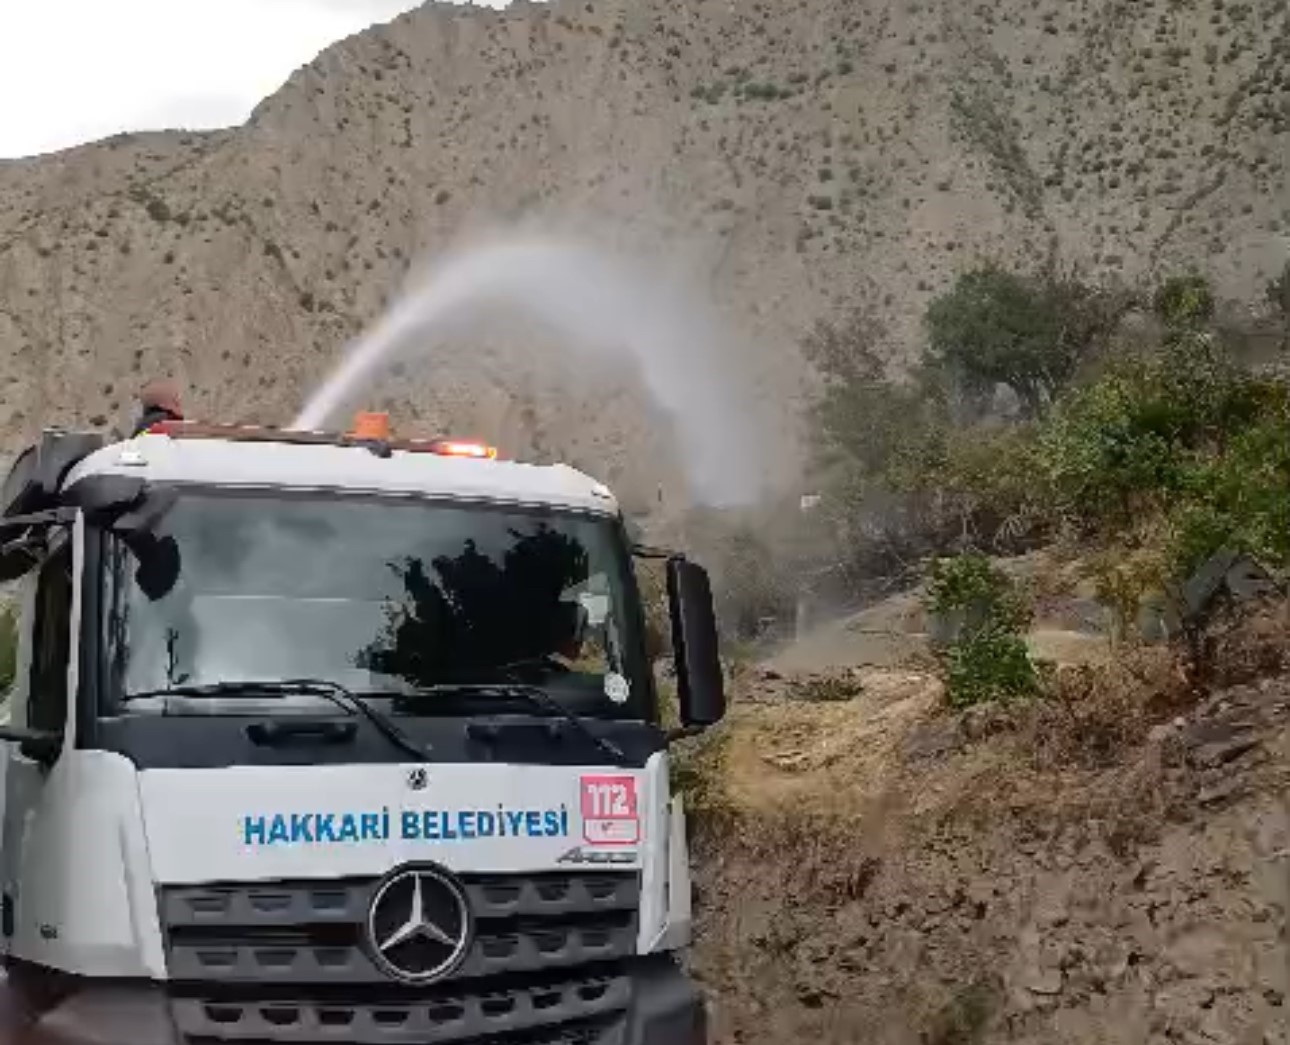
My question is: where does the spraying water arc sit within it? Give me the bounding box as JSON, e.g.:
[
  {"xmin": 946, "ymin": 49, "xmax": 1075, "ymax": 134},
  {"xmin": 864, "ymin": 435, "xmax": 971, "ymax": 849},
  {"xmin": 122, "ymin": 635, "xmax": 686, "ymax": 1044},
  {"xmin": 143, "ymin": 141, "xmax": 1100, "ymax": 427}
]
[{"xmin": 292, "ymin": 236, "xmax": 770, "ymax": 507}]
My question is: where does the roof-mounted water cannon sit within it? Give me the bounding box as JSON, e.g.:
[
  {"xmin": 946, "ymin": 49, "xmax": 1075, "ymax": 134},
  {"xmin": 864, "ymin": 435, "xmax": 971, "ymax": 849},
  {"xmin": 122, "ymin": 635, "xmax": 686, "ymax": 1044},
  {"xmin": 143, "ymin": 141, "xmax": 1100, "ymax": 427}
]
[
  {"xmin": 344, "ymin": 409, "xmax": 393, "ymax": 459},
  {"xmin": 343, "ymin": 410, "xmax": 498, "ymax": 460},
  {"xmin": 348, "ymin": 411, "xmax": 391, "ymax": 442}
]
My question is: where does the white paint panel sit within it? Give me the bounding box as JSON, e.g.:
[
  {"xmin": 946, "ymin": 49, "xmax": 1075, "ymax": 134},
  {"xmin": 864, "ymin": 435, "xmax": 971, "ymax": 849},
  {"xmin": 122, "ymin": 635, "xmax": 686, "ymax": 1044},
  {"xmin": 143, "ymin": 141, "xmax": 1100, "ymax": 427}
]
[
  {"xmin": 11, "ymin": 752, "xmax": 165, "ymax": 978},
  {"xmin": 661, "ymin": 796, "xmax": 693, "ymax": 951},
  {"xmin": 636, "ymin": 752, "xmax": 670, "ymax": 952},
  {"xmin": 138, "ymin": 761, "xmax": 661, "ymax": 885}
]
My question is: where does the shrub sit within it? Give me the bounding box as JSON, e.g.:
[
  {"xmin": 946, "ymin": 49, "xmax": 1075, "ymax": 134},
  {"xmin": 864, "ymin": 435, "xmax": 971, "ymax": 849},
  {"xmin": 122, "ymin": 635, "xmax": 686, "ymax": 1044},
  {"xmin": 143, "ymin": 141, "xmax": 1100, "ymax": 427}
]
[
  {"xmin": 1040, "ymin": 334, "xmax": 1275, "ymax": 529},
  {"xmin": 924, "ymin": 553, "xmax": 1031, "ymax": 634},
  {"xmin": 741, "ymin": 82, "xmax": 783, "ymax": 101},
  {"xmin": 803, "ymin": 264, "xmax": 1286, "ymax": 614},
  {"xmin": 1040, "ymin": 367, "xmax": 1185, "ymax": 522},
  {"xmin": 1171, "ymin": 406, "xmax": 1290, "ymax": 572},
  {"xmin": 1153, "ymin": 272, "xmax": 1215, "ymax": 330},
  {"xmin": 924, "ymin": 554, "xmax": 1039, "ymax": 708},
  {"xmin": 1087, "ymin": 545, "xmax": 1170, "ymax": 643},
  {"xmin": 898, "ymin": 423, "xmax": 1048, "ymax": 550},
  {"xmin": 943, "ymin": 627, "xmax": 1041, "ymax": 709}
]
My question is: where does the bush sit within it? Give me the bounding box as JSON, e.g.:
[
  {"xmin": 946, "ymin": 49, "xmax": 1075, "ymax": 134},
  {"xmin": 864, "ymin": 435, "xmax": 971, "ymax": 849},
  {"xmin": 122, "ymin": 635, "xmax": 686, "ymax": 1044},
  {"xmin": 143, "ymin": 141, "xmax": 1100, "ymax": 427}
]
[
  {"xmin": 1153, "ymin": 272, "xmax": 1215, "ymax": 330},
  {"xmin": 1040, "ymin": 334, "xmax": 1277, "ymax": 529},
  {"xmin": 924, "ymin": 554, "xmax": 1039, "ymax": 708},
  {"xmin": 943, "ymin": 627, "xmax": 1041, "ymax": 709},
  {"xmin": 146, "ymin": 197, "xmax": 173, "ymax": 223},
  {"xmin": 1171, "ymin": 406, "xmax": 1290, "ymax": 572},
  {"xmin": 803, "ymin": 264, "xmax": 1287, "ymax": 611},
  {"xmin": 924, "ymin": 553, "xmax": 1031, "ymax": 635},
  {"xmin": 897, "ymin": 423, "xmax": 1048, "ymax": 550},
  {"xmin": 1087, "ymin": 545, "xmax": 1170, "ymax": 644}
]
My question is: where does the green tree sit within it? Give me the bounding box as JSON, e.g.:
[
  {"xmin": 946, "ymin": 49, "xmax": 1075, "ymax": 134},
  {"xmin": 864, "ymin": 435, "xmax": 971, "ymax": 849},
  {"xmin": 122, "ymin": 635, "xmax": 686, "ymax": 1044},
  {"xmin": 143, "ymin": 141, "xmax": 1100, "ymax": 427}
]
[{"xmin": 925, "ymin": 264, "xmax": 1122, "ymax": 417}]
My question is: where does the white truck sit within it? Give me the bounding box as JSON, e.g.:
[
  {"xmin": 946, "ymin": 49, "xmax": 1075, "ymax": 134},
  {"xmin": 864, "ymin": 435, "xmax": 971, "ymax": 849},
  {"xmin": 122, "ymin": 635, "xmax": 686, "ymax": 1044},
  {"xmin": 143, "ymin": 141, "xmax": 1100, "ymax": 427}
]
[{"xmin": 0, "ymin": 416, "xmax": 725, "ymax": 1045}]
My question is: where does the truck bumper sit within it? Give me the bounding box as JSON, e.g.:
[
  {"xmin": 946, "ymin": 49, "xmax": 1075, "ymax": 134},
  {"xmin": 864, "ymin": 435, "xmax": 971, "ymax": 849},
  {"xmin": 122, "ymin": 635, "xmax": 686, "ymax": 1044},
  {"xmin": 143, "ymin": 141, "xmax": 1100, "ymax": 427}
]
[{"xmin": 4, "ymin": 958, "xmax": 707, "ymax": 1045}]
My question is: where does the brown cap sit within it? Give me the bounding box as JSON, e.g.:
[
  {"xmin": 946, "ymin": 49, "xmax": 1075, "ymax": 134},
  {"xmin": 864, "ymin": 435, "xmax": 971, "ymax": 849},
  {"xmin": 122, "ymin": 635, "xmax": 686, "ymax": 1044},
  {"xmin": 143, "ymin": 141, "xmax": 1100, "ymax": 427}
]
[{"xmin": 139, "ymin": 378, "xmax": 182, "ymax": 415}]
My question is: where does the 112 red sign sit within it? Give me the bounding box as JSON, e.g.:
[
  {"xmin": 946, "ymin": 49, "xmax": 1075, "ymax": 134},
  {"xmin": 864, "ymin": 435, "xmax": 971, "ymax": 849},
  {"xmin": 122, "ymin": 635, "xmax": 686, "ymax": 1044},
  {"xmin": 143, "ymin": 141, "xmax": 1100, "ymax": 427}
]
[{"xmin": 580, "ymin": 775, "xmax": 640, "ymax": 845}]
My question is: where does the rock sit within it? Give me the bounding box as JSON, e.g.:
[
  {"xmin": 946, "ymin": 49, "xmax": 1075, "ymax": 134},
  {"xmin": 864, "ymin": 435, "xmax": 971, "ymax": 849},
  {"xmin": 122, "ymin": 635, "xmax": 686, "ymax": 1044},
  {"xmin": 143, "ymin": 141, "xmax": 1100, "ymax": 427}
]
[
  {"xmin": 1023, "ymin": 969, "xmax": 1064, "ymax": 996},
  {"xmin": 1191, "ymin": 736, "xmax": 1261, "ymax": 769},
  {"xmin": 1130, "ymin": 860, "xmax": 1157, "ymax": 888},
  {"xmin": 1197, "ymin": 778, "xmax": 1249, "ymax": 807}
]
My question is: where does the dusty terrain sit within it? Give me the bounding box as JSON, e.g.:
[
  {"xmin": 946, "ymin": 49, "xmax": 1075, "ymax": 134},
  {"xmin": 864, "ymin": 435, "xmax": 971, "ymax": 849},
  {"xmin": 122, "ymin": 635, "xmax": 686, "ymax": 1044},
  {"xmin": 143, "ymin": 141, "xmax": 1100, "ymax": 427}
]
[
  {"xmin": 683, "ymin": 591, "xmax": 1290, "ymax": 1044},
  {"xmin": 1, "ymin": 0, "xmax": 1288, "ymax": 511}
]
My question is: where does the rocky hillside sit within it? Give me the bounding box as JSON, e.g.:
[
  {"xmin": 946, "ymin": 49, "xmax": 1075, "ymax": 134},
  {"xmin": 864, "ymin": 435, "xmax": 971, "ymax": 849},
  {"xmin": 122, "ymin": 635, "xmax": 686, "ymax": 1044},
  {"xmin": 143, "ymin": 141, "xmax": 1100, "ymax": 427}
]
[
  {"xmin": 0, "ymin": 0, "xmax": 1287, "ymax": 507},
  {"xmin": 684, "ymin": 588, "xmax": 1290, "ymax": 1044}
]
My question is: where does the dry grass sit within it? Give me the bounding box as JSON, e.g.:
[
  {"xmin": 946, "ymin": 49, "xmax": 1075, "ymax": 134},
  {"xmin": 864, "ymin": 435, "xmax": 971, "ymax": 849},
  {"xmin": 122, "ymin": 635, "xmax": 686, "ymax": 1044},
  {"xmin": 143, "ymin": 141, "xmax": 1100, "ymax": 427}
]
[
  {"xmin": 684, "ymin": 590, "xmax": 1288, "ymax": 870},
  {"xmin": 1025, "ymin": 644, "xmax": 1188, "ymax": 768}
]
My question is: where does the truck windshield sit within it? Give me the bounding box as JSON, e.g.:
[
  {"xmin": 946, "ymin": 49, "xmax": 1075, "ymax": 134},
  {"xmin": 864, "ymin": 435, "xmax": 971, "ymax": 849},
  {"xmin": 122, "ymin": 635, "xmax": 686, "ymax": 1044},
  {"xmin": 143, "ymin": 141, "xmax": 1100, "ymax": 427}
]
[{"xmin": 100, "ymin": 490, "xmax": 651, "ymax": 720}]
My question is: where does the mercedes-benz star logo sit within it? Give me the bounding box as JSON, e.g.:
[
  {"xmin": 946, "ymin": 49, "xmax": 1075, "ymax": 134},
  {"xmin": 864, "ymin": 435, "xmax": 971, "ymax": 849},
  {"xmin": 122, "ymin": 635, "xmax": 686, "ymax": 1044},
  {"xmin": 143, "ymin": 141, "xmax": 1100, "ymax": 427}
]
[
  {"xmin": 407, "ymin": 767, "xmax": 429, "ymax": 791},
  {"xmin": 367, "ymin": 865, "xmax": 472, "ymax": 984}
]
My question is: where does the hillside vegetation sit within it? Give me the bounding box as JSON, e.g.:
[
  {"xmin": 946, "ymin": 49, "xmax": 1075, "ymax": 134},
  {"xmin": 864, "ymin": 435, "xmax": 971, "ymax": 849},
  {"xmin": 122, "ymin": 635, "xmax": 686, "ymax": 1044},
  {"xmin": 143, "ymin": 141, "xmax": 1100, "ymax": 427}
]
[
  {"xmin": 672, "ymin": 254, "xmax": 1289, "ymax": 1043},
  {"xmin": 0, "ymin": 0, "xmax": 1288, "ymax": 517}
]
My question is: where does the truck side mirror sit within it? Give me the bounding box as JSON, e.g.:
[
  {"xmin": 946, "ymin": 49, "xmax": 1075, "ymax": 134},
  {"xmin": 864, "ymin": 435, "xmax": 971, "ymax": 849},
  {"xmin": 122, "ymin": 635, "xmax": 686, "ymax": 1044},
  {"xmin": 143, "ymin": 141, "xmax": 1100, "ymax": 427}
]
[{"xmin": 666, "ymin": 557, "xmax": 725, "ymax": 729}]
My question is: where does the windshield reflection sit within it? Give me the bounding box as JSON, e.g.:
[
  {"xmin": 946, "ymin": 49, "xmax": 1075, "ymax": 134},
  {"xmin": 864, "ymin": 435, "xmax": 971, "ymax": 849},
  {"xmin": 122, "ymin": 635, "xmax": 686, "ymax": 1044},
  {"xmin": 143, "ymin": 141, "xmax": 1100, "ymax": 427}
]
[{"xmin": 102, "ymin": 491, "xmax": 647, "ymax": 719}]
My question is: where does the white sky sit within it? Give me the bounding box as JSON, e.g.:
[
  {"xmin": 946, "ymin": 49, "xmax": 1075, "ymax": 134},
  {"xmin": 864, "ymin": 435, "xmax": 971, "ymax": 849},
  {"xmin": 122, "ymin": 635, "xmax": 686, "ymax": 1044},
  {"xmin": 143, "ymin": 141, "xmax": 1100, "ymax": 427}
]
[{"xmin": 0, "ymin": 0, "xmax": 507, "ymax": 160}]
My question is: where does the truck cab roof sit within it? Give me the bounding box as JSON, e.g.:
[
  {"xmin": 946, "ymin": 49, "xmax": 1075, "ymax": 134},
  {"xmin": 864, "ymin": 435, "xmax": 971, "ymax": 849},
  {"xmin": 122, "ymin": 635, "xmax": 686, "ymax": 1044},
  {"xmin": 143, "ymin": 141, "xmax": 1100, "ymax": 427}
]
[{"xmin": 4, "ymin": 425, "xmax": 621, "ymax": 518}]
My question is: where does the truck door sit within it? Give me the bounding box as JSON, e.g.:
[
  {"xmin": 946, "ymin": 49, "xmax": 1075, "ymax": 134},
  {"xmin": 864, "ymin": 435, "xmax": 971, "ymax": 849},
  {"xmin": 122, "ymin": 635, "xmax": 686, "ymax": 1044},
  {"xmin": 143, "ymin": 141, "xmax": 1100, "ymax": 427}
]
[{"xmin": 3, "ymin": 536, "xmax": 75, "ymax": 967}]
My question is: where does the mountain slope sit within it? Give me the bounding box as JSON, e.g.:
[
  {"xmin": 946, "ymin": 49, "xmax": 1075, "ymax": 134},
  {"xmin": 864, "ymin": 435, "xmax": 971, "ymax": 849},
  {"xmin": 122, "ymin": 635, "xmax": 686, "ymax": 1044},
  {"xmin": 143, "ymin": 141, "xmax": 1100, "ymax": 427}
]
[{"xmin": 0, "ymin": 0, "xmax": 1287, "ymax": 507}]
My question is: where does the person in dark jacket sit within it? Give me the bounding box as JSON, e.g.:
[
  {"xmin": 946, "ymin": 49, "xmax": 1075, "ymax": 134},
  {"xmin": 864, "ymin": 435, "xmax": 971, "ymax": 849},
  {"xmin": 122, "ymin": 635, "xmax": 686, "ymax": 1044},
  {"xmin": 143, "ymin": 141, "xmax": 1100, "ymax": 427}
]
[{"xmin": 132, "ymin": 378, "xmax": 184, "ymax": 435}]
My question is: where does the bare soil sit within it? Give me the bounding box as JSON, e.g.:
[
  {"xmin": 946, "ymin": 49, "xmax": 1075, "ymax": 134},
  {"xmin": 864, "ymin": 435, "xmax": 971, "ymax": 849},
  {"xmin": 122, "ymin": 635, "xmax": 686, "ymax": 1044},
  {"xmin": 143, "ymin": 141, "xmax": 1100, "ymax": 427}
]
[{"xmin": 685, "ymin": 597, "xmax": 1290, "ymax": 1045}]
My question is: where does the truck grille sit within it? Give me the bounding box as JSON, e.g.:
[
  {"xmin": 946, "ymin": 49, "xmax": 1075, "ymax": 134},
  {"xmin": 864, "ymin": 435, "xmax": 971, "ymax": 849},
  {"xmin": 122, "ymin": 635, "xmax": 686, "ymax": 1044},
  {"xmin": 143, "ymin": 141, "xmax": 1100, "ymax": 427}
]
[{"xmin": 158, "ymin": 872, "xmax": 638, "ymax": 1044}]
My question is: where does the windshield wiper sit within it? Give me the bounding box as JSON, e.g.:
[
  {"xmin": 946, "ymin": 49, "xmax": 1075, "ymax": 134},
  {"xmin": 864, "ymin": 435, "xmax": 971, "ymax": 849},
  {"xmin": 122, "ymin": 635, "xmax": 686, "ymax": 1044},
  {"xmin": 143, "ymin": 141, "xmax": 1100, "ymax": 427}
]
[
  {"xmin": 127, "ymin": 679, "xmax": 430, "ymax": 763},
  {"xmin": 408, "ymin": 683, "xmax": 631, "ymax": 766}
]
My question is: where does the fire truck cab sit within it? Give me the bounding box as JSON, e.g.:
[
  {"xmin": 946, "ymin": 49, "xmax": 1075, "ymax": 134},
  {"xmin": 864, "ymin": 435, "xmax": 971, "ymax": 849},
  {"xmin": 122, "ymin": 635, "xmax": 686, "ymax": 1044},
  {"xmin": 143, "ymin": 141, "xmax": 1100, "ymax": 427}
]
[{"xmin": 0, "ymin": 418, "xmax": 724, "ymax": 1045}]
